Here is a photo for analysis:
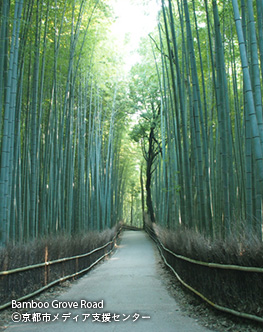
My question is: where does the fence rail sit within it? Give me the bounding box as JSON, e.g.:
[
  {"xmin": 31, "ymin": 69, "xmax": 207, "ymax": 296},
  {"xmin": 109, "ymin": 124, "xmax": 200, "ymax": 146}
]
[
  {"xmin": 0, "ymin": 240, "xmax": 116, "ymax": 277},
  {"xmin": 0, "ymin": 228, "xmax": 122, "ymax": 311},
  {"xmin": 145, "ymin": 224, "xmax": 263, "ymax": 324}
]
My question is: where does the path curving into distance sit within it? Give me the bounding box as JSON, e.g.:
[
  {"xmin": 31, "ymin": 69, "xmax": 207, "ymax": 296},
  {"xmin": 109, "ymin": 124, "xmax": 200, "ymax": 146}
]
[{"xmin": 4, "ymin": 231, "xmax": 212, "ymax": 332}]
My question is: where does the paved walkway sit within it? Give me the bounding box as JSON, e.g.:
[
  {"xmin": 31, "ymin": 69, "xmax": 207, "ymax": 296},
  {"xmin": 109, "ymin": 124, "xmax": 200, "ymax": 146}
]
[{"xmin": 4, "ymin": 231, "xmax": 213, "ymax": 331}]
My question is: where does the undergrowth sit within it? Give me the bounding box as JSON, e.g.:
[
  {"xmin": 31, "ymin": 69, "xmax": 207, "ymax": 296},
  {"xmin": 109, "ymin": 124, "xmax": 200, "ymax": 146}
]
[
  {"xmin": 153, "ymin": 223, "xmax": 263, "ymax": 267},
  {"xmin": 151, "ymin": 222, "xmax": 263, "ymax": 318},
  {"xmin": 0, "ymin": 224, "xmax": 120, "ymax": 272}
]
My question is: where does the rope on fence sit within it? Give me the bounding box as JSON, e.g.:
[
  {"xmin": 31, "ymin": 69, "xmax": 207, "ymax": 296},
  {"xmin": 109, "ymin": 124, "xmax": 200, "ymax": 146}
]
[{"xmin": 145, "ymin": 225, "xmax": 263, "ymax": 324}]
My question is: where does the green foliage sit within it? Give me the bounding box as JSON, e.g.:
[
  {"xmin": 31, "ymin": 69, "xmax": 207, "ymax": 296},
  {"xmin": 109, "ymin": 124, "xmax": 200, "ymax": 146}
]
[
  {"xmin": 145, "ymin": 0, "xmax": 263, "ymax": 240},
  {"xmin": 2, "ymin": 0, "xmax": 262, "ymax": 246},
  {"xmin": 0, "ymin": 0, "xmax": 132, "ymax": 245}
]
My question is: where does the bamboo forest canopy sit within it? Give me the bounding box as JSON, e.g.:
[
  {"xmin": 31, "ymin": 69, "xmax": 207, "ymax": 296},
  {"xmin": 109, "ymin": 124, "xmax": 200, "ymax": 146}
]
[{"xmin": 1, "ymin": 0, "xmax": 263, "ymax": 246}]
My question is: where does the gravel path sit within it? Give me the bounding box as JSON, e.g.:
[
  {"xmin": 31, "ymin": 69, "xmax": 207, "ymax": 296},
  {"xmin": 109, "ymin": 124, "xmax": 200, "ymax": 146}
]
[{"xmin": 3, "ymin": 230, "xmax": 213, "ymax": 332}]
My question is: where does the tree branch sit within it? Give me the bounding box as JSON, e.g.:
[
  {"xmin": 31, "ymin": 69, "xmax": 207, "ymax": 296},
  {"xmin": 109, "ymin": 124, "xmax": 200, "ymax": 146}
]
[{"xmin": 149, "ymin": 33, "xmax": 169, "ymax": 59}]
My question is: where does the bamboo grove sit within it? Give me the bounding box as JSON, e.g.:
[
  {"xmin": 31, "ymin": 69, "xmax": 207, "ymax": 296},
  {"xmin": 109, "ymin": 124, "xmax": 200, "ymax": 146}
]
[
  {"xmin": 0, "ymin": 0, "xmax": 130, "ymax": 245},
  {"xmin": 2, "ymin": 0, "xmax": 263, "ymax": 246},
  {"xmin": 145, "ymin": 0, "xmax": 263, "ymax": 240}
]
